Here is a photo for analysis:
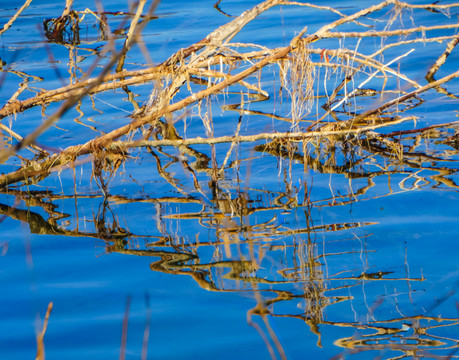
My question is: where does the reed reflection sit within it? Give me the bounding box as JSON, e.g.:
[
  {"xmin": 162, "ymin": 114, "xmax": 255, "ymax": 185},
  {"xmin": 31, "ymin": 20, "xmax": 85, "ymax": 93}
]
[{"xmin": 1, "ymin": 126, "xmax": 458, "ymax": 358}]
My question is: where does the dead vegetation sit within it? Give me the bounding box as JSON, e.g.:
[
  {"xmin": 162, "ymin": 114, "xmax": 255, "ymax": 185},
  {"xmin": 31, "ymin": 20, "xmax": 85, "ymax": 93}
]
[
  {"xmin": 1, "ymin": 0, "xmax": 459, "ymax": 358},
  {"xmin": 1, "ymin": 0, "xmax": 458, "ymax": 189}
]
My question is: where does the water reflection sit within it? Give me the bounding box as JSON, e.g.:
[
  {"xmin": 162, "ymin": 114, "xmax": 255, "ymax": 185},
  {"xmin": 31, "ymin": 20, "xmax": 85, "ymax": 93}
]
[
  {"xmin": 1, "ymin": 121, "xmax": 458, "ymax": 358},
  {"xmin": 1, "ymin": 0, "xmax": 459, "ymax": 358}
]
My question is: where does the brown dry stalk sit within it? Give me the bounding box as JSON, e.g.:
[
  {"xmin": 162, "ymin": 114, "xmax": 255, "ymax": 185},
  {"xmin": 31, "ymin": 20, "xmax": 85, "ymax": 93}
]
[
  {"xmin": 115, "ymin": 0, "xmax": 148, "ymax": 72},
  {"xmin": 381, "ymin": 119, "xmax": 459, "ymax": 138},
  {"xmin": 1, "ymin": 0, "xmax": 458, "ymax": 189},
  {"xmin": 353, "ymin": 70, "xmax": 459, "ymax": 122},
  {"xmin": 101, "ymin": 0, "xmax": 398, "ymax": 141},
  {"xmin": 0, "ymin": 68, "xmax": 166, "ymax": 120},
  {"xmin": 35, "ymin": 302, "xmax": 53, "ymax": 360},
  {"xmin": 400, "ymin": 2, "xmax": 459, "ymax": 9},
  {"xmin": 62, "ymin": 0, "xmax": 73, "ymax": 17},
  {"xmin": 323, "ymin": 23, "xmax": 459, "ymax": 39},
  {"xmin": 321, "ymin": 48, "xmax": 419, "ymax": 111},
  {"xmin": 283, "ymin": 1, "xmax": 370, "ymax": 24},
  {"xmin": 309, "ymin": 48, "xmax": 420, "ymax": 88},
  {"xmin": 0, "ymin": 0, "xmax": 33, "ymax": 36},
  {"xmin": 147, "ymin": 0, "xmax": 285, "ymax": 113},
  {"xmin": 0, "ymin": 0, "xmax": 283, "ymax": 120},
  {"xmin": 0, "ymin": 0, "xmax": 450, "ymax": 120},
  {"xmin": 425, "ymin": 35, "xmax": 459, "ymax": 81},
  {"xmin": 0, "ymin": 2, "xmax": 160, "ymax": 165},
  {"xmin": 0, "ymin": 115, "xmax": 416, "ymax": 188},
  {"xmin": 108, "ymin": 116, "xmax": 416, "ymax": 149},
  {"xmin": 0, "ymin": 1, "xmax": 407, "ymax": 185},
  {"xmin": 162, "ymin": 0, "xmax": 284, "ymax": 68}
]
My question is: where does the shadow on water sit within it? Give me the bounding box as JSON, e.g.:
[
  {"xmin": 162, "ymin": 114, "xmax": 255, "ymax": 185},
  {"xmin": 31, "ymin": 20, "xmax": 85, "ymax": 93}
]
[{"xmin": 0, "ymin": 0, "xmax": 458, "ymax": 359}]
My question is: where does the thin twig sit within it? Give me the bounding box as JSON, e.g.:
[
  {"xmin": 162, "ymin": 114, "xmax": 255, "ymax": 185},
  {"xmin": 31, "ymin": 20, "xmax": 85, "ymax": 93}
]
[
  {"xmin": 0, "ymin": 0, "xmax": 33, "ymax": 36},
  {"xmin": 323, "ymin": 23, "xmax": 459, "ymax": 39},
  {"xmin": 426, "ymin": 35, "xmax": 459, "ymax": 81},
  {"xmin": 353, "ymin": 70, "xmax": 459, "ymax": 122}
]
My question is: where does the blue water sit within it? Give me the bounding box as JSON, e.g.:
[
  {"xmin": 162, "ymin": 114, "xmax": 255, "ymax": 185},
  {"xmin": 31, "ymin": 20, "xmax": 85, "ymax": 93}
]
[{"xmin": 1, "ymin": 0, "xmax": 458, "ymax": 359}]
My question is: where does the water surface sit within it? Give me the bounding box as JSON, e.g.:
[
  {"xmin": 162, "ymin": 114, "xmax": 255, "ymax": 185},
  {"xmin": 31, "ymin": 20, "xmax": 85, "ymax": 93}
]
[{"xmin": 0, "ymin": 0, "xmax": 458, "ymax": 359}]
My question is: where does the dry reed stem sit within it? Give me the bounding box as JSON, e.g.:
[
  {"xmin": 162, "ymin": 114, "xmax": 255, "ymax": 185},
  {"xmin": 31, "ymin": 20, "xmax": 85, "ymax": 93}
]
[
  {"xmin": 115, "ymin": 0, "xmax": 148, "ymax": 72},
  {"xmin": 381, "ymin": 119, "xmax": 459, "ymax": 138},
  {"xmin": 353, "ymin": 70, "xmax": 459, "ymax": 122},
  {"xmin": 0, "ymin": 111, "xmax": 414, "ymax": 188},
  {"xmin": 146, "ymin": 0, "xmax": 285, "ymax": 114},
  {"xmin": 1, "ymin": 0, "xmax": 458, "ymax": 189},
  {"xmin": 323, "ymin": 23, "xmax": 459, "ymax": 38},
  {"xmin": 316, "ymin": 66, "xmax": 458, "ymax": 130},
  {"xmin": 0, "ymin": 123, "xmax": 46, "ymax": 154},
  {"xmin": 311, "ymin": 48, "xmax": 421, "ymax": 89},
  {"xmin": 164, "ymin": 0, "xmax": 284, "ymax": 68},
  {"xmin": 328, "ymin": 48, "xmax": 416, "ymax": 112},
  {"xmin": 425, "ymin": 35, "xmax": 459, "ymax": 81},
  {"xmin": 0, "ymin": 2, "xmax": 158, "ymax": 165},
  {"xmin": 103, "ymin": 116, "xmax": 416, "ymax": 149},
  {"xmin": 280, "ymin": 41, "xmax": 315, "ymax": 127},
  {"xmin": 0, "ymin": 0, "xmax": 33, "ymax": 36},
  {"xmin": 0, "ymin": 0, "xmax": 449, "ymax": 118},
  {"xmin": 370, "ymin": 35, "xmax": 459, "ymax": 58},
  {"xmin": 282, "ymin": 1, "xmax": 372, "ymax": 28},
  {"xmin": 62, "ymin": 0, "xmax": 73, "ymax": 17},
  {"xmin": 399, "ymin": 2, "xmax": 459, "ymax": 9},
  {"xmin": 0, "ymin": 68, "xmax": 166, "ymax": 120},
  {"xmin": 35, "ymin": 302, "xmax": 53, "ymax": 360},
  {"xmin": 104, "ymin": 0, "xmax": 400, "ymax": 141}
]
